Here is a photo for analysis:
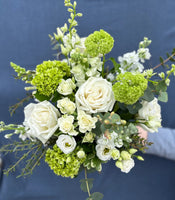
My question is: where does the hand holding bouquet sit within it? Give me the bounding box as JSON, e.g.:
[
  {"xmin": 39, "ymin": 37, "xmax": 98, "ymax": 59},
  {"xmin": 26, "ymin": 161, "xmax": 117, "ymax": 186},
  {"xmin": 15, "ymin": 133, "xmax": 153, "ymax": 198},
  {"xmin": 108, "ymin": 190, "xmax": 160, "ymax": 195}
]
[{"xmin": 1, "ymin": 0, "xmax": 175, "ymax": 199}]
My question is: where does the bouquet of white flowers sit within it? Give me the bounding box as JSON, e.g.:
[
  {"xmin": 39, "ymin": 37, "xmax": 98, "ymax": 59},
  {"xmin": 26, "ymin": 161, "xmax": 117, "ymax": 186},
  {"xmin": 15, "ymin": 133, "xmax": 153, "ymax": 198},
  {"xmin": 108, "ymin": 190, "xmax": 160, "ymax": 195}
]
[{"xmin": 1, "ymin": 0, "xmax": 175, "ymax": 199}]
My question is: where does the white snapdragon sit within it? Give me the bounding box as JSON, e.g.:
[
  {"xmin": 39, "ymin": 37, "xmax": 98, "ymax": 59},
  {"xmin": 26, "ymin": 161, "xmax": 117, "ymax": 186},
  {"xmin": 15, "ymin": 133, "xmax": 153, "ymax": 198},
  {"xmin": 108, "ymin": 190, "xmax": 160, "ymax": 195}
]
[
  {"xmin": 58, "ymin": 115, "xmax": 78, "ymax": 136},
  {"xmin": 86, "ymin": 57, "xmax": 102, "ymax": 77},
  {"xmin": 137, "ymin": 48, "xmax": 151, "ymax": 63},
  {"xmin": 137, "ymin": 98, "xmax": 162, "ymax": 132},
  {"xmin": 118, "ymin": 51, "xmax": 144, "ymax": 73},
  {"xmin": 71, "ymin": 65, "xmax": 85, "ymax": 86},
  {"xmin": 57, "ymin": 79, "xmax": 76, "ymax": 95},
  {"xmin": 77, "ymin": 110, "xmax": 98, "ymax": 133},
  {"xmin": 23, "ymin": 101, "xmax": 60, "ymax": 144},
  {"xmin": 76, "ymin": 77, "xmax": 115, "ymax": 113},
  {"xmin": 56, "ymin": 134, "xmax": 76, "ymax": 154},
  {"xmin": 57, "ymin": 98, "xmax": 76, "ymax": 114}
]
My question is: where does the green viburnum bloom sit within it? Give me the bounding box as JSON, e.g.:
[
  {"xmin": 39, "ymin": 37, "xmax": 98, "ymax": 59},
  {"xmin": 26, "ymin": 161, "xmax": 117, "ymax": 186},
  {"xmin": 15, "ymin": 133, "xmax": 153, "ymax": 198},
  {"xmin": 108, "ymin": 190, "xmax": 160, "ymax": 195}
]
[
  {"xmin": 45, "ymin": 145, "xmax": 86, "ymax": 178},
  {"xmin": 85, "ymin": 29, "xmax": 114, "ymax": 57},
  {"xmin": 31, "ymin": 60, "xmax": 70, "ymax": 96},
  {"xmin": 112, "ymin": 72, "xmax": 148, "ymax": 105}
]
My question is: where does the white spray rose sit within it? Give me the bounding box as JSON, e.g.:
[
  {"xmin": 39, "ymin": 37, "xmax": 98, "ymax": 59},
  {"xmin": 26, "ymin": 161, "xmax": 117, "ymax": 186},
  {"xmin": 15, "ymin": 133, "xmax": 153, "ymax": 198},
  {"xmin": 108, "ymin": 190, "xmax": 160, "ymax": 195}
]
[
  {"xmin": 58, "ymin": 115, "xmax": 78, "ymax": 136},
  {"xmin": 57, "ymin": 79, "xmax": 76, "ymax": 95},
  {"xmin": 75, "ymin": 77, "xmax": 115, "ymax": 113},
  {"xmin": 57, "ymin": 98, "xmax": 76, "ymax": 114},
  {"xmin": 137, "ymin": 98, "xmax": 162, "ymax": 132},
  {"xmin": 96, "ymin": 144, "xmax": 112, "ymax": 161},
  {"xmin": 77, "ymin": 110, "xmax": 98, "ymax": 133},
  {"xmin": 23, "ymin": 101, "xmax": 60, "ymax": 144},
  {"xmin": 121, "ymin": 158, "xmax": 135, "ymax": 173},
  {"xmin": 56, "ymin": 134, "xmax": 76, "ymax": 154}
]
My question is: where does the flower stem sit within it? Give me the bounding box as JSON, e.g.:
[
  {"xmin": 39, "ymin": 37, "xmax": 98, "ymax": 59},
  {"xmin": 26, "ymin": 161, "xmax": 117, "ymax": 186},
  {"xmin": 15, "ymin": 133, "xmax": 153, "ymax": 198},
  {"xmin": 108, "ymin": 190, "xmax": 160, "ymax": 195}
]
[
  {"xmin": 102, "ymin": 54, "xmax": 106, "ymax": 78},
  {"xmin": 85, "ymin": 168, "xmax": 91, "ymax": 197},
  {"xmin": 153, "ymin": 52, "xmax": 175, "ymax": 70}
]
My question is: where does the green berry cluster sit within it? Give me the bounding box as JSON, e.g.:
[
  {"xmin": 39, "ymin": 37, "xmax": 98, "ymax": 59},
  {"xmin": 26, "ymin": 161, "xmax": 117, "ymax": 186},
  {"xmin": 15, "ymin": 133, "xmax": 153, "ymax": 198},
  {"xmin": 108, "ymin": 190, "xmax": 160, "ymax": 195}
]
[
  {"xmin": 45, "ymin": 145, "xmax": 85, "ymax": 178},
  {"xmin": 31, "ymin": 60, "xmax": 70, "ymax": 96},
  {"xmin": 85, "ymin": 29, "xmax": 114, "ymax": 57},
  {"xmin": 112, "ymin": 72, "xmax": 148, "ymax": 104}
]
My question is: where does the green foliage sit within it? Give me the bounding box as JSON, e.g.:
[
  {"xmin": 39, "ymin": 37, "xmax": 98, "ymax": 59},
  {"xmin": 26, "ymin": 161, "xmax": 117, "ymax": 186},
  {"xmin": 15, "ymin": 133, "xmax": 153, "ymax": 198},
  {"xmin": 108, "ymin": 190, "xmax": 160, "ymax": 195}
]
[
  {"xmin": 31, "ymin": 60, "xmax": 70, "ymax": 96},
  {"xmin": 112, "ymin": 72, "xmax": 148, "ymax": 105},
  {"xmin": 108, "ymin": 57, "xmax": 121, "ymax": 74},
  {"xmin": 158, "ymin": 91, "xmax": 168, "ymax": 102},
  {"xmin": 141, "ymin": 86, "xmax": 154, "ymax": 102},
  {"xmin": 127, "ymin": 101, "xmax": 142, "ymax": 115},
  {"xmin": 85, "ymin": 29, "xmax": 114, "ymax": 57}
]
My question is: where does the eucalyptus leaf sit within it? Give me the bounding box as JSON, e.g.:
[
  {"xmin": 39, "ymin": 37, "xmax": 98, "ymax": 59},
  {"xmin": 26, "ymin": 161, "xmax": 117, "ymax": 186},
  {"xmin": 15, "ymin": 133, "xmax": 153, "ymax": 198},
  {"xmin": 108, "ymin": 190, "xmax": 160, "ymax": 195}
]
[
  {"xmin": 80, "ymin": 178, "xmax": 94, "ymax": 192},
  {"xmin": 141, "ymin": 86, "xmax": 154, "ymax": 102},
  {"xmin": 90, "ymin": 192, "xmax": 104, "ymax": 200},
  {"xmin": 127, "ymin": 102, "xmax": 142, "ymax": 114},
  {"xmin": 158, "ymin": 91, "xmax": 168, "ymax": 102}
]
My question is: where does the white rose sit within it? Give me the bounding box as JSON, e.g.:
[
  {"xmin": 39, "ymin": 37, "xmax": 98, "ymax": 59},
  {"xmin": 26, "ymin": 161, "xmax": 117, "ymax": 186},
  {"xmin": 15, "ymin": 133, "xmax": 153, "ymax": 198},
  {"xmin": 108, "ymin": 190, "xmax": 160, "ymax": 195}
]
[
  {"xmin": 57, "ymin": 98, "xmax": 76, "ymax": 114},
  {"xmin": 77, "ymin": 110, "xmax": 98, "ymax": 133},
  {"xmin": 57, "ymin": 79, "xmax": 76, "ymax": 95},
  {"xmin": 137, "ymin": 98, "xmax": 162, "ymax": 132},
  {"xmin": 23, "ymin": 101, "xmax": 60, "ymax": 144},
  {"xmin": 121, "ymin": 158, "xmax": 135, "ymax": 173},
  {"xmin": 75, "ymin": 77, "xmax": 115, "ymax": 113},
  {"xmin": 96, "ymin": 144, "xmax": 112, "ymax": 161},
  {"xmin": 58, "ymin": 115, "xmax": 78, "ymax": 136},
  {"xmin": 56, "ymin": 134, "xmax": 76, "ymax": 154}
]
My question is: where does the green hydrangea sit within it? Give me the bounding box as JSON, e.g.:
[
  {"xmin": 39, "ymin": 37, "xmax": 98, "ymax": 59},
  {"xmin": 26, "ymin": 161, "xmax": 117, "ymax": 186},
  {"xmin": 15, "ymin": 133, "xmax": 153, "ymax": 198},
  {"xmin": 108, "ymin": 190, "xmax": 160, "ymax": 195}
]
[
  {"xmin": 45, "ymin": 145, "xmax": 86, "ymax": 178},
  {"xmin": 85, "ymin": 29, "xmax": 114, "ymax": 57},
  {"xmin": 31, "ymin": 60, "xmax": 70, "ymax": 96},
  {"xmin": 112, "ymin": 72, "xmax": 148, "ymax": 105}
]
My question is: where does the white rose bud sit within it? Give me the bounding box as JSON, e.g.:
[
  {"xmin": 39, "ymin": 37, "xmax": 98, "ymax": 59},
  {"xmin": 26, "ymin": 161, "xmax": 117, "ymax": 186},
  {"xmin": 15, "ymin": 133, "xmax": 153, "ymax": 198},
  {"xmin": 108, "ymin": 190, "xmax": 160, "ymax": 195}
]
[
  {"xmin": 58, "ymin": 115, "xmax": 78, "ymax": 136},
  {"xmin": 76, "ymin": 77, "xmax": 115, "ymax": 113},
  {"xmin": 77, "ymin": 110, "xmax": 98, "ymax": 133},
  {"xmin": 56, "ymin": 134, "xmax": 76, "ymax": 154},
  {"xmin": 57, "ymin": 98, "xmax": 76, "ymax": 114},
  {"xmin": 23, "ymin": 101, "xmax": 60, "ymax": 144},
  {"xmin": 57, "ymin": 79, "xmax": 76, "ymax": 95},
  {"xmin": 77, "ymin": 150, "xmax": 86, "ymax": 159}
]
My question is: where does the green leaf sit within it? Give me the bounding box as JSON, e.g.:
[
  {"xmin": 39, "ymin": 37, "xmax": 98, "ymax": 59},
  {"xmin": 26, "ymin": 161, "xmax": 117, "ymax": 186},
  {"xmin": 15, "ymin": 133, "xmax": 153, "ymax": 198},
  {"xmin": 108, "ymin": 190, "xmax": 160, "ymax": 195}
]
[
  {"xmin": 127, "ymin": 102, "xmax": 142, "ymax": 115},
  {"xmin": 156, "ymin": 80, "xmax": 167, "ymax": 92},
  {"xmin": 80, "ymin": 178, "xmax": 94, "ymax": 192},
  {"xmin": 159, "ymin": 57, "xmax": 164, "ymax": 66},
  {"xmin": 158, "ymin": 91, "xmax": 168, "ymax": 102},
  {"xmin": 108, "ymin": 57, "xmax": 121, "ymax": 73},
  {"xmin": 92, "ymin": 121, "xmax": 102, "ymax": 136},
  {"xmin": 141, "ymin": 86, "xmax": 154, "ymax": 102},
  {"xmin": 34, "ymin": 91, "xmax": 50, "ymax": 101},
  {"xmin": 88, "ymin": 192, "xmax": 104, "ymax": 200}
]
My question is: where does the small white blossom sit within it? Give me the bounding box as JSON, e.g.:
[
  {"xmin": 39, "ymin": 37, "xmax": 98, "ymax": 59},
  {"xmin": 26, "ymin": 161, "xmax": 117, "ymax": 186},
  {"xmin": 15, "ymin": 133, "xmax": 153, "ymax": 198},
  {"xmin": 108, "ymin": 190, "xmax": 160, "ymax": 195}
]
[
  {"xmin": 57, "ymin": 98, "xmax": 76, "ymax": 114},
  {"xmin": 57, "ymin": 79, "xmax": 76, "ymax": 95},
  {"xmin": 58, "ymin": 115, "xmax": 78, "ymax": 136},
  {"xmin": 77, "ymin": 110, "xmax": 98, "ymax": 133},
  {"xmin": 137, "ymin": 48, "xmax": 151, "ymax": 63},
  {"xmin": 56, "ymin": 134, "xmax": 76, "ymax": 154}
]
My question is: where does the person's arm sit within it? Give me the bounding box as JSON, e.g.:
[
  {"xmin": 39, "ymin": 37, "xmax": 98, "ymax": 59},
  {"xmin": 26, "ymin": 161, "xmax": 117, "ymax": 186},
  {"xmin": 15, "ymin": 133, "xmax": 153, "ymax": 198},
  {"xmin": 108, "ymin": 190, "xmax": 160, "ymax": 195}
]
[{"xmin": 146, "ymin": 127, "xmax": 175, "ymax": 161}]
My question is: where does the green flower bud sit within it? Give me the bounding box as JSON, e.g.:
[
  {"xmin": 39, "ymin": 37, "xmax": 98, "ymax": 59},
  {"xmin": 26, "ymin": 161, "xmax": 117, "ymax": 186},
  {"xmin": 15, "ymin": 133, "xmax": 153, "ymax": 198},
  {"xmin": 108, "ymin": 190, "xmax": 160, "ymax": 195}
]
[
  {"xmin": 120, "ymin": 151, "xmax": 131, "ymax": 160},
  {"xmin": 115, "ymin": 160, "xmax": 123, "ymax": 169},
  {"xmin": 129, "ymin": 148, "xmax": 138, "ymax": 154},
  {"xmin": 111, "ymin": 149, "xmax": 120, "ymax": 160},
  {"xmin": 137, "ymin": 156, "xmax": 144, "ymax": 161}
]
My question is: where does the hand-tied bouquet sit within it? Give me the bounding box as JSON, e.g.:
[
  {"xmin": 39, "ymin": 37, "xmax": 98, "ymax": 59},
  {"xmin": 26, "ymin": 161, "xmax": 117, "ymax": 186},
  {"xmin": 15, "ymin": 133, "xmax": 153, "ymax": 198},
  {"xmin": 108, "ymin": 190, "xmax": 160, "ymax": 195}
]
[{"xmin": 1, "ymin": 0, "xmax": 175, "ymax": 199}]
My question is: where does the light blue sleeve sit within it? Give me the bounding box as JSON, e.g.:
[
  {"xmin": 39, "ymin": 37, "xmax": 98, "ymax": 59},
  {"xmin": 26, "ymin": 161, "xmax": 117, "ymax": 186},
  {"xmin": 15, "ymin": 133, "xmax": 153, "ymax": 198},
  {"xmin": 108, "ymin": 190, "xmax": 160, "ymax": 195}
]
[{"xmin": 146, "ymin": 127, "xmax": 175, "ymax": 161}]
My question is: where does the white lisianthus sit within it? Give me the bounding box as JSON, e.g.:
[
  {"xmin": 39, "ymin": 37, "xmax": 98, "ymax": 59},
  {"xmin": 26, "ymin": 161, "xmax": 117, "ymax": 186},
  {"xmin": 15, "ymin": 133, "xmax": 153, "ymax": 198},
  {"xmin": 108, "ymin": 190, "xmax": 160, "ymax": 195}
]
[
  {"xmin": 57, "ymin": 98, "xmax": 76, "ymax": 114},
  {"xmin": 137, "ymin": 48, "xmax": 151, "ymax": 63},
  {"xmin": 77, "ymin": 110, "xmax": 98, "ymax": 133},
  {"xmin": 137, "ymin": 98, "xmax": 162, "ymax": 132},
  {"xmin": 56, "ymin": 134, "xmax": 76, "ymax": 154},
  {"xmin": 23, "ymin": 101, "xmax": 60, "ymax": 144},
  {"xmin": 58, "ymin": 115, "xmax": 78, "ymax": 136},
  {"xmin": 118, "ymin": 51, "xmax": 144, "ymax": 73},
  {"xmin": 75, "ymin": 77, "xmax": 115, "ymax": 113},
  {"xmin": 96, "ymin": 144, "xmax": 112, "ymax": 161},
  {"xmin": 121, "ymin": 158, "xmax": 135, "ymax": 173},
  {"xmin": 57, "ymin": 79, "xmax": 76, "ymax": 95}
]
